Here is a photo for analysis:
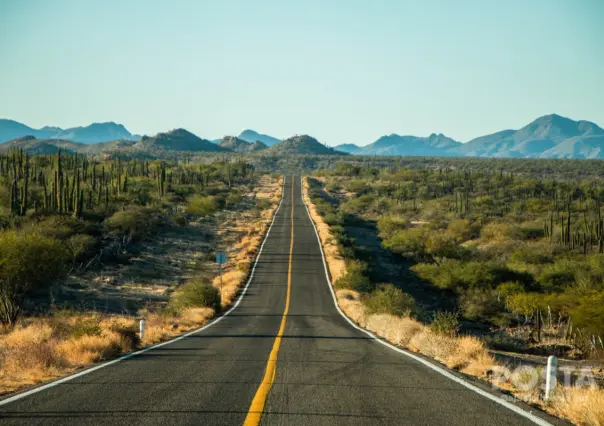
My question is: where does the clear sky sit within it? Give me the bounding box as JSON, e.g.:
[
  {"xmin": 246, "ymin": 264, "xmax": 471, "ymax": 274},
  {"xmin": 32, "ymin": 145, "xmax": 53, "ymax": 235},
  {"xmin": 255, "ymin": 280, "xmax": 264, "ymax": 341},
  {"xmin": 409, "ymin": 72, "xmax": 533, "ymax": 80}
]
[{"xmin": 1, "ymin": 0, "xmax": 603, "ymax": 145}]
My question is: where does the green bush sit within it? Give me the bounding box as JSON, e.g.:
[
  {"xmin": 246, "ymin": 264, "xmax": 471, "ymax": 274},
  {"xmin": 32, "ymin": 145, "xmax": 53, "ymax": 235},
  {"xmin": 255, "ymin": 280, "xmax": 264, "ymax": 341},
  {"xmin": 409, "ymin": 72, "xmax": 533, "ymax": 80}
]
[
  {"xmin": 507, "ymin": 292, "xmax": 543, "ymax": 317},
  {"xmin": 538, "ymin": 260, "xmax": 577, "ymax": 290},
  {"xmin": 495, "ymin": 281, "xmax": 525, "ymax": 299},
  {"xmin": 510, "ymin": 245, "xmax": 553, "ymax": 265},
  {"xmin": 383, "ymin": 228, "xmax": 427, "ymax": 259},
  {"xmin": 28, "ymin": 216, "xmax": 82, "ymax": 240},
  {"xmin": 67, "ymin": 234, "xmax": 97, "ymax": 260},
  {"xmin": 169, "ymin": 279, "xmax": 221, "ymax": 312},
  {"xmin": 51, "ymin": 317, "xmax": 103, "ymax": 339},
  {"xmin": 569, "ymin": 292, "xmax": 604, "ymax": 336},
  {"xmin": 459, "ymin": 288, "xmax": 502, "ymax": 320},
  {"xmin": 425, "ymin": 232, "xmax": 471, "ymax": 259},
  {"xmin": 413, "ymin": 259, "xmax": 531, "ymax": 292},
  {"xmin": 377, "ymin": 215, "xmax": 408, "ymax": 239},
  {"xmin": 430, "ymin": 311, "xmax": 459, "ymax": 337},
  {"xmin": 105, "ymin": 206, "xmax": 162, "ymax": 241},
  {"xmin": 446, "ymin": 219, "xmax": 477, "ymax": 242},
  {"xmin": 0, "ymin": 230, "xmax": 70, "ymax": 325},
  {"xmin": 186, "ymin": 195, "xmax": 219, "ymax": 217},
  {"xmin": 363, "ymin": 284, "xmax": 415, "ymax": 316},
  {"xmin": 335, "ymin": 260, "xmax": 373, "ymax": 292},
  {"xmin": 517, "ymin": 222, "xmax": 546, "ymax": 240}
]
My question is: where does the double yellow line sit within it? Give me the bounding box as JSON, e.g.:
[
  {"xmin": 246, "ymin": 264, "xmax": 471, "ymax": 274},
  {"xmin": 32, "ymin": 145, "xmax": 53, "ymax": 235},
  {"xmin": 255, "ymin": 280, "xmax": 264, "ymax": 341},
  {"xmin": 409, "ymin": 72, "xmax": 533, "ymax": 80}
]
[{"xmin": 243, "ymin": 177, "xmax": 294, "ymax": 426}]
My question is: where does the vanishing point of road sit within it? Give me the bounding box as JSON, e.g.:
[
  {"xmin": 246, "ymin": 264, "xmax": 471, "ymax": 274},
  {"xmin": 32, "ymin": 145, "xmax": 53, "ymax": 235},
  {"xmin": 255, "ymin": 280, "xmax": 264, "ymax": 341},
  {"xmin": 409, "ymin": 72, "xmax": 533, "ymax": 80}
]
[{"xmin": 0, "ymin": 176, "xmax": 564, "ymax": 425}]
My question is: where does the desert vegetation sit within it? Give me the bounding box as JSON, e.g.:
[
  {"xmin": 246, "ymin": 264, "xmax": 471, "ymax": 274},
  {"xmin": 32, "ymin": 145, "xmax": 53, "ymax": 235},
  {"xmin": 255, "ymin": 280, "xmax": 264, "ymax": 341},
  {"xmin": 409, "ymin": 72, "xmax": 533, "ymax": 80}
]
[
  {"xmin": 0, "ymin": 149, "xmax": 281, "ymax": 394},
  {"xmin": 303, "ymin": 158, "xmax": 604, "ymax": 425}
]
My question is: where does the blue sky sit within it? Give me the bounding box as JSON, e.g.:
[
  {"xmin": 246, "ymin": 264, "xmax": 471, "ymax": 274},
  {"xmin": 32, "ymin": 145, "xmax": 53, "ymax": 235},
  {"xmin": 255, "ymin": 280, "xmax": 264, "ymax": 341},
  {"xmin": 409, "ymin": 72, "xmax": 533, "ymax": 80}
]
[{"xmin": 1, "ymin": 0, "xmax": 602, "ymax": 145}]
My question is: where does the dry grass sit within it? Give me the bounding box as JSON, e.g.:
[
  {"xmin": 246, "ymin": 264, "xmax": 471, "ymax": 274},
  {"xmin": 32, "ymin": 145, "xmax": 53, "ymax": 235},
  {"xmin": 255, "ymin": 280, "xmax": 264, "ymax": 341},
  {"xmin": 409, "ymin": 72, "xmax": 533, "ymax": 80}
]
[
  {"xmin": 212, "ymin": 175, "xmax": 283, "ymax": 307},
  {"xmin": 550, "ymin": 387, "xmax": 604, "ymax": 426},
  {"xmin": 302, "ymin": 177, "xmax": 347, "ymax": 283},
  {"xmin": 0, "ymin": 307, "xmax": 217, "ymax": 395},
  {"xmin": 303, "ymin": 175, "xmax": 604, "ymax": 426},
  {"xmin": 0, "ymin": 176, "xmax": 284, "ymax": 397}
]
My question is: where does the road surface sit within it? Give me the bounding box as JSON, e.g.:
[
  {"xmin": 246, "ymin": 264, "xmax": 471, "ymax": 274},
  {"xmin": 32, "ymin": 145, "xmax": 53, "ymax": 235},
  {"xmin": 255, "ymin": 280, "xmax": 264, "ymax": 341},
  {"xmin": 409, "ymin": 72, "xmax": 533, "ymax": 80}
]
[{"xmin": 0, "ymin": 176, "xmax": 562, "ymax": 425}]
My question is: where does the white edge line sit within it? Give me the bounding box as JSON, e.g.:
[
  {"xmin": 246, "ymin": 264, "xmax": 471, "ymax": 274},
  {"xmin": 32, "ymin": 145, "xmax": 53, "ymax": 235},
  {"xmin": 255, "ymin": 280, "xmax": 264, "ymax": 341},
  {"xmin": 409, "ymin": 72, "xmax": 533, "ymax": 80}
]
[
  {"xmin": 0, "ymin": 175, "xmax": 287, "ymax": 407},
  {"xmin": 299, "ymin": 176, "xmax": 554, "ymax": 426}
]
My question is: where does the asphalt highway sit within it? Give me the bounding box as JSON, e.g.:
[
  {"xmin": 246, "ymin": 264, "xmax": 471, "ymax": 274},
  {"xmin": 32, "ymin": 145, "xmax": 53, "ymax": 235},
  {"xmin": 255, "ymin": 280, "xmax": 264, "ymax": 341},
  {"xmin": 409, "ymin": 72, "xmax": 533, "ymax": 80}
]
[{"xmin": 0, "ymin": 176, "xmax": 564, "ymax": 425}]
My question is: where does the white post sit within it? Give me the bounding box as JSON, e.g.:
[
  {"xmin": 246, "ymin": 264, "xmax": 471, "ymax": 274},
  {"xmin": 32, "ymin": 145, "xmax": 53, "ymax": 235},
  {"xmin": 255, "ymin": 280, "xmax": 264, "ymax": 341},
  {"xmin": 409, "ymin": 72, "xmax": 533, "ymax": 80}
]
[
  {"xmin": 545, "ymin": 355, "xmax": 557, "ymax": 401},
  {"xmin": 139, "ymin": 319, "xmax": 146, "ymax": 342}
]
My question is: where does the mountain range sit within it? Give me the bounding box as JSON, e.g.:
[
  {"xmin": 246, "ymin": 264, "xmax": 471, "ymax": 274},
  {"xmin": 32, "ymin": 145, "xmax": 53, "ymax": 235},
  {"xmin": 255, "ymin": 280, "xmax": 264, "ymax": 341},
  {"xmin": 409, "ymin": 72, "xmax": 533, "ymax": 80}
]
[
  {"xmin": 0, "ymin": 119, "xmax": 140, "ymax": 144},
  {"xmin": 335, "ymin": 114, "xmax": 604, "ymax": 159},
  {"xmin": 2, "ymin": 114, "xmax": 604, "ymax": 159}
]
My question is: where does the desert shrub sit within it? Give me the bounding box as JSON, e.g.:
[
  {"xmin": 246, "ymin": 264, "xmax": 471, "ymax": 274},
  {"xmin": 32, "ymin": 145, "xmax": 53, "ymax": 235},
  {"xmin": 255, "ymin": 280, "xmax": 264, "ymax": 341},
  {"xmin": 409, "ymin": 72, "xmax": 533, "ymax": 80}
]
[
  {"xmin": 411, "ymin": 260, "xmax": 460, "ymax": 290},
  {"xmin": 323, "ymin": 212, "xmax": 343, "ymax": 226},
  {"xmin": 28, "ymin": 216, "xmax": 82, "ymax": 240},
  {"xmin": 66, "ymin": 234, "xmax": 97, "ymax": 260},
  {"xmin": 51, "ymin": 317, "xmax": 103, "ymax": 340},
  {"xmin": 0, "ymin": 230, "xmax": 70, "ymax": 325},
  {"xmin": 377, "ymin": 215, "xmax": 408, "ymax": 239},
  {"xmin": 425, "ymin": 232, "xmax": 471, "ymax": 259},
  {"xmin": 495, "ymin": 281, "xmax": 525, "ymax": 300},
  {"xmin": 569, "ymin": 292, "xmax": 604, "ymax": 336},
  {"xmin": 383, "ymin": 228, "xmax": 427, "ymax": 259},
  {"xmin": 509, "ymin": 245, "xmax": 553, "ymax": 265},
  {"xmin": 255, "ymin": 198, "xmax": 271, "ymax": 211},
  {"xmin": 104, "ymin": 206, "xmax": 162, "ymax": 241},
  {"xmin": 447, "ymin": 219, "xmax": 478, "ymax": 242},
  {"xmin": 335, "ymin": 260, "xmax": 373, "ymax": 292},
  {"xmin": 185, "ymin": 195, "xmax": 219, "ymax": 217},
  {"xmin": 538, "ymin": 260, "xmax": 578, "ymax": 290},
  {"xmin": 126, "ymin": 178, "xmax": 156, "ymax": 205},
  {"xmin": 516, "ymin": 222, "xmax": 546, "ymax": 240},
  {"xmin": 171, "ymin": 212, "xmax": 187, "ymax": 226},
  {"xmin": 459, "ymin": 288, "xmax": 503, "ymax": 320},
  {"xmin": 341, "ymin": 194, "xmax": 375, "ymax": 215},
  {"xmin": 341, "ymin": 179, "xmax": 368, "ymax": 193},
  {"xmin": 169, "ymin": 279, "xmax": 221, "ymax": 312},
  {"xmin": 363, "ymin": 284, "xmax": 415, "ymax": 316},
  {"xmin": 481, "ymin": 222, "xmax": 512, "ymax": 242},
  {"xmin": 413, "ymin": 259, "xmax": 530, "ymax": 292},
  {"xmin": 430, "ymin": 311, "xmax": 459, "ymax": 337},
  {"xmin": 507, "ymin": 292, "xmax": 543, "ymax": 318},
  {"xmin": 226, "ymin": 192, "xmax": 242, "ymax": 208}
]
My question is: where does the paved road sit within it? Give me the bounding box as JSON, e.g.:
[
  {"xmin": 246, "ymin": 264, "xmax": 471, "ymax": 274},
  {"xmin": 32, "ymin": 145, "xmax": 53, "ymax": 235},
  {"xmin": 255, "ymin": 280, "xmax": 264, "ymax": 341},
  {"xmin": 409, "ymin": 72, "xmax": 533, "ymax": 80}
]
[{"xmin": 0, "ymin": 176, "xmax": 562, "ymax": 425}]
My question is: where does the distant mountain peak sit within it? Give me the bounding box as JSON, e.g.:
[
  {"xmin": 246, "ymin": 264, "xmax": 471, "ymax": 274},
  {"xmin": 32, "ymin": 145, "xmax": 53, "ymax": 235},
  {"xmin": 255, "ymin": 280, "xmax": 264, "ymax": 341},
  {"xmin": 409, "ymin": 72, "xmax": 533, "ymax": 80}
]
[
  {"xmin": 270, "ymin": 134, "xmax": 343, "ymax": 155},
  {"xmin": 219, "ymin": 135, "xmax": 267, "ymax": 152},
  {"xmin": 238, "ymin": 129, "xmax": 280, "ymax": 146},
  {"xmin": 138, "ymin": 128, "xmax": 225, "ymax": 153}
]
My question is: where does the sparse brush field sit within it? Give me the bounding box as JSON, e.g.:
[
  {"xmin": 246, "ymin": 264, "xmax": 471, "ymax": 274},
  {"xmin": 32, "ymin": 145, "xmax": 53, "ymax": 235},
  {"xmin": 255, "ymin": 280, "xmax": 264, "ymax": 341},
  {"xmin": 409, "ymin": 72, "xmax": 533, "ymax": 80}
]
[
  {"xmin": 303, "ymin": 157, "xmax": 604, "ymax": 425},
  {"xmin": 0, "ymin": 149, "xmax": 282, "ymax": 394}
]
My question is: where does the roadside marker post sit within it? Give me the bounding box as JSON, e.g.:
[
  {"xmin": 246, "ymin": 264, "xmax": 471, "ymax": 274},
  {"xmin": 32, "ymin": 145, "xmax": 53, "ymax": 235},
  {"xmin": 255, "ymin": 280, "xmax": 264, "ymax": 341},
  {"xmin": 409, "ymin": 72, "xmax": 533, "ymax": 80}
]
[
  {"xmin": 139, "ymin": 319, "xmax": 146, "ymax": 342},
  {"xmin": 216, "ymin": 252, "xmax": 227, "ymax": 302},
  {"xmin": 545, "ymin": 355, "xmax": 557, "ymax": 401}
]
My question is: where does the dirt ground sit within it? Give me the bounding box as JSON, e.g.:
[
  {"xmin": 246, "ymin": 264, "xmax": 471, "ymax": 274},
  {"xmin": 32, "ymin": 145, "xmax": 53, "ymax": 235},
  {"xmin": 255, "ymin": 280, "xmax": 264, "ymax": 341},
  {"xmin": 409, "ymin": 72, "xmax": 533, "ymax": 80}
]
[{"xmin": 28, "ymin": 175, "xmax": 282, "ymax": 316}]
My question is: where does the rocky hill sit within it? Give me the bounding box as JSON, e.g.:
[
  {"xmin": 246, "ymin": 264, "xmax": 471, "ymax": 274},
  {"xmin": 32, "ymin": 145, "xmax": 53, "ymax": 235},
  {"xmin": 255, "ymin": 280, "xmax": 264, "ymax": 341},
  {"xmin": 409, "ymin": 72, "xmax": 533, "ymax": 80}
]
[
  {"xmin": 269, "ymin": 135, "xmax": 345, "ymax": 155},
  {"xmin": 137, "ymin": 129, "xmax": 227, "ymax": 152},
  {"xmin": 219, "ymin": 136, "xmax": 267, "ymax": 152}
]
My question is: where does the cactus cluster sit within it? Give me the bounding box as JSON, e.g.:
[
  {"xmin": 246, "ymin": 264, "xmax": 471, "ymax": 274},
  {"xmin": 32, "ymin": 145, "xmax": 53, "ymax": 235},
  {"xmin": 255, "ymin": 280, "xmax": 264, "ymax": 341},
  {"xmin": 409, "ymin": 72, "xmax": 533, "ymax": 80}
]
[{"xmin": 0, "ymin": 150, "xmax": 255, "ymax": 218}]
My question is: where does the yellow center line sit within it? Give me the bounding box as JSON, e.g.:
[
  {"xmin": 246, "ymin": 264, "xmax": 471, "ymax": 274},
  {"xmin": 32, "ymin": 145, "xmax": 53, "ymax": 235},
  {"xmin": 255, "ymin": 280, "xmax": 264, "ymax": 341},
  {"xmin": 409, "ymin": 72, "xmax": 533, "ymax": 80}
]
[{"xmin": 243, "ymin": 176, "xmax": 294, "ymax": 426}]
